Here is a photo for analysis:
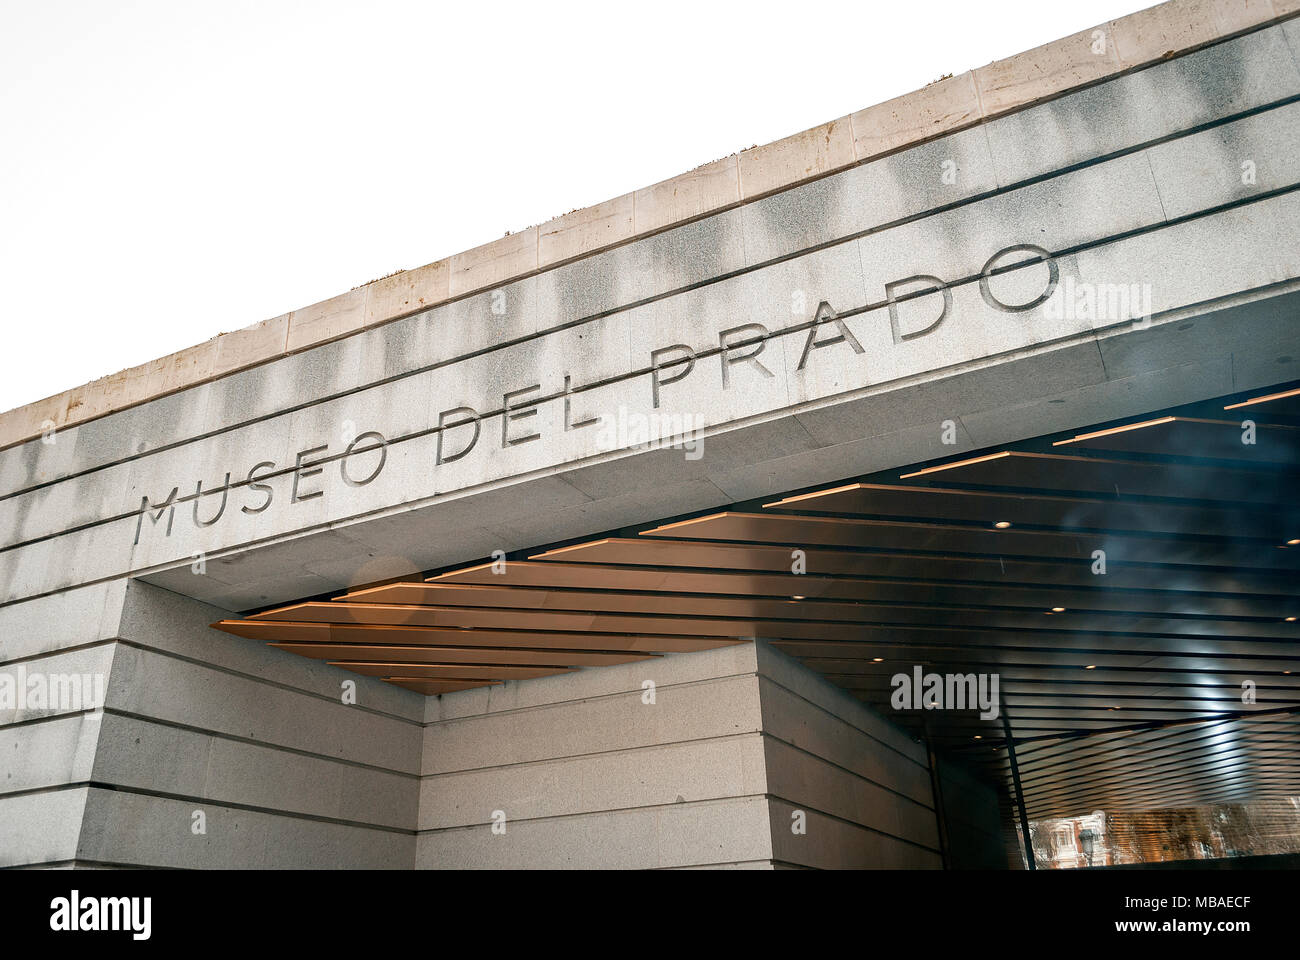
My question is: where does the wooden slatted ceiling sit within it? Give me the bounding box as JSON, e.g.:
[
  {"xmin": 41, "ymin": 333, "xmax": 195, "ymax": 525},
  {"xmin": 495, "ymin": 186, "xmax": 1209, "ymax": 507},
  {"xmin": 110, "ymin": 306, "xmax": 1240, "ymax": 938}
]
[
  {"xmin": 1051, "ymin": 417, "xmax": 1300, "ymax": 461},
  {"xmin": 209, "ymin": 382, "xmax": 1300, "ymax": 820},
  {"xmin": 530, "ymin": 539, "xmax": 1298, "ymax": 594},
  {"xmin": 331, "ymin": 576, "xmax": 1293, "ymax": 631},
  {"xmin": 388, "ymin": 679, "xmax": 503, "ymax": 696},
  {"xmin": 428, "ymin": 561, "xmax": 1294, "ymax": 617},
  {"xmin": 212, "ymin": 618, "xmax": 728, "ymax": 652},
  {"xmin": 763, "ymin": 482, "xmax": 1300, "ymax": 540},
  {"xmin": 637, "ymin": 512, "xmax": 1298, "ymax": 569},
  {"xmin": 898, "ymin": 451, "xmax": 1297, "ymax": 503},
  {"xmin": 267, "ymin": 643, "xmax": 657, "ymax": 667}
]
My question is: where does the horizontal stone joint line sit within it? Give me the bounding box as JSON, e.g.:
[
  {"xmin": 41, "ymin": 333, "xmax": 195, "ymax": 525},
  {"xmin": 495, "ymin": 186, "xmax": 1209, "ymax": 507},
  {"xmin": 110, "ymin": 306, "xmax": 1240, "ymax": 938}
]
[
  {"xmin": 77, "ymin": 780, "xmax": 418, "ymax": 835},
  {"xmin": 420, "ymin": 728, "xmax": 765, "ymax": 778},
  {"xmin": 761, "ymin": 730, "xmax": 939, "ymax": 813},
  {"xmin": 413, "ymin": 791, "xmax": 770, "ymax": 834},
  {"xmin": 421, "ymin": 669, "xmax": 760, "ymax": 728},
  {"xmin": 107, "ymin": 637, "xmax": 425, "ymax": 728},
  {"xmin": 100, "ymin": 706, "xmax": 421, "ymax": 780},
  {"xmin": 0, "ymin": 858, "xmax": 186, "ymax": 870},
  {"xmin": 758, "ymin": 673, "xmax": 932, "ymax": 771},
  {"xmin": 0, "ymin": 635, "xmax": 118, "ymax": 670},
  {"xmin": 0, "ymin": 706, "xmax": 100, "ymax": 733},
  {"xmin": 763, "ymin": 792, "xmax": 943, "ymax": 855}
]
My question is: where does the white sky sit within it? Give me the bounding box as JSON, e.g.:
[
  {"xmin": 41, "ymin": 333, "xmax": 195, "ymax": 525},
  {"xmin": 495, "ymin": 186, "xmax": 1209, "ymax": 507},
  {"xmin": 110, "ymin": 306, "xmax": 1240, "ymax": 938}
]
[{"xmin": 0, "ymin": 0, "xmax": 1146, "ymax": 413}]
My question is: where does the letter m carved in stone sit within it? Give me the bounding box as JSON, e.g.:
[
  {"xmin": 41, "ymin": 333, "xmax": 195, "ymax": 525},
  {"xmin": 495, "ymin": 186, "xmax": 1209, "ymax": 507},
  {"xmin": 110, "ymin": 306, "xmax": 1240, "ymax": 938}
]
[{"xmin": 134, "ymin": 487, "xmax": 179, "ymax": 545}]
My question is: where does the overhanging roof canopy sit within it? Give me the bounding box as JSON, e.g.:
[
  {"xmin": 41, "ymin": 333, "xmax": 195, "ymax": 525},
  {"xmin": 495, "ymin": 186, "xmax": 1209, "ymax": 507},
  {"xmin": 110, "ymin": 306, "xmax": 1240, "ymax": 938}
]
[{"xmin": 213, "ymin": 382, "xmax": 1300, "ymax": 820}]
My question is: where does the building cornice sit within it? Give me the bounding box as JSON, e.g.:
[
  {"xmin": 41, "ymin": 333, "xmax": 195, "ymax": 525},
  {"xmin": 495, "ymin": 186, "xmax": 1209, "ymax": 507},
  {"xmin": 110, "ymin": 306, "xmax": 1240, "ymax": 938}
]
[{"xmin": 2, "ymin": 0, "xmax": 1297, "ymax": 450}]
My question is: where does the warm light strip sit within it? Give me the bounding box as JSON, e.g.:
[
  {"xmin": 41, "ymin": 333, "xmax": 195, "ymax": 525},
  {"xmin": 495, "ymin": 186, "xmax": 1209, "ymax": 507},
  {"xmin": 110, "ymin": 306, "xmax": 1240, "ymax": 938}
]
[
  {"xmin": 341, "ymin": 581, "xmax": 428, "ymax": 601},
  {"xmin": 427, "ymin": 561, "xmax": 499, "ymax": 582},
  {"xmin": 899, "ymin": 451, "xmax": 1011, "ymax": 479},
  {"xmin": 1224, "ymin": 386, "xmax": 1300, "ymax": 410},
  {"xmin": 643, "ymin": 513, "xmax": 731, "ymax": 535},
  {"xmin": 1050, "ymin": 416, "xmax": 1185, "ymax": 444},
  {"xmin": 530, "ymin": 539, "xmax": 616, "ymax": 560},
  {"xmin": 1051, "ymin": 417, "xmax": 1177, "ymax": 446},
  {"xmin": 763, "ymin": 483, "xmax": 863, "ymax": 509},
  {"xmin": 383, "ymin": 676, "xmax": 502, "ymax": 685},
  {"xmin": 328, "ymin": 661, "xmax": 549, "ymax": 669},
  {"xmin": 248, "ymin": 601, "xmax": 317, "ymax": 619}
]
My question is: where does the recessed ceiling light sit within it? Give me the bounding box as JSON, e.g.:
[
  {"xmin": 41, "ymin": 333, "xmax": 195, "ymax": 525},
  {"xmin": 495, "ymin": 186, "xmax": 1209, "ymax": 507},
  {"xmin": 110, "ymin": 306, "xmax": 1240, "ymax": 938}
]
[
  {"xmin": 872, "ymin": 657, "xmax": 884, "ymax": 662},
  {"xmin": 1085, "ymin": 664, "xmax": 1096, "ymax": 669},
  {"xmin": 1288, "ymin": 539, "xmax": 1300, "ymax": 546},
  {"xmin": 791, "ymin": 595, "xmax": 805, "ymax": 601},
  {"xmin": 1052, "ymin": 607, "xmax": 1066, "ymax": 613},
  {"xmin": 994, "ymin": 521, "xmax": 1012, "ymax": 529},
  {"xmin": 974, "ymin": 735, "xmax": 982, "ymax": 740},
  {"xmin": 1287, "ymin": 616, "xmax": 1297, "ymax": 622}
]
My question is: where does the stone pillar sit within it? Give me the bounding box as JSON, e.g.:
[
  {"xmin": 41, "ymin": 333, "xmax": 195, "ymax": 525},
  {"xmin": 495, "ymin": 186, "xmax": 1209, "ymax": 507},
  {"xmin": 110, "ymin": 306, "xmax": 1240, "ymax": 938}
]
[{"xmin": 4, "ymin": 582, "xmax": 1005, "ymax": 869}]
